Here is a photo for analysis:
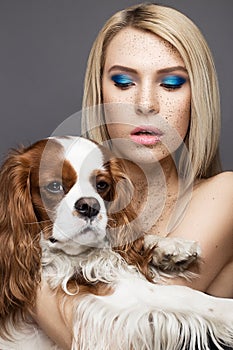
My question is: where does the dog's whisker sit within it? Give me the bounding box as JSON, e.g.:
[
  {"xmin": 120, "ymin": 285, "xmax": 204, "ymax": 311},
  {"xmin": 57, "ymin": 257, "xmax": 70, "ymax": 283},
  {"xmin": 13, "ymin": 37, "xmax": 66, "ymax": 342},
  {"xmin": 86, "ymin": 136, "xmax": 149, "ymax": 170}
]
[
  {"xmin": 34, "ymin": 205, "xmax": 56, "ymax": 215},
  {"xmin": 26, "ymin": 219, "xmax": 51, "ymax": 225}
]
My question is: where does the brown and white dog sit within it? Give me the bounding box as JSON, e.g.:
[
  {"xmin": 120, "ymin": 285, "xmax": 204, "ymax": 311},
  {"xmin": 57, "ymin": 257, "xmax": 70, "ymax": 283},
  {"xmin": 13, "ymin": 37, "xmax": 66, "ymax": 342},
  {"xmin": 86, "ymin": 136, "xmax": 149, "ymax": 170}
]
[{"xmin": 0, "ymin": 136, "xmax": 232, "ymax": 350}]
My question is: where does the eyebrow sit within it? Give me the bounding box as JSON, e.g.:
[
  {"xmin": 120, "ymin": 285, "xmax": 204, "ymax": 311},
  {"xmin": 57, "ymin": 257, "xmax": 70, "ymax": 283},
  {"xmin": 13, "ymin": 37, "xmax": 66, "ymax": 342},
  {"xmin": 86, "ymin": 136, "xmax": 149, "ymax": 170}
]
[{"xmin": 107, "ymin": 65, "xmax": 188, "ymax": 75}]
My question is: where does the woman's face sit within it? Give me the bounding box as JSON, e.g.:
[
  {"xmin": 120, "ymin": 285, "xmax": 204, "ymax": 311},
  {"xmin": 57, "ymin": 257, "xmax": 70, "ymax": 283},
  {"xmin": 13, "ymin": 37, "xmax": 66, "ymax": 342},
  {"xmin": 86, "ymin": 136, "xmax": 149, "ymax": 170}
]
[{"xmin": 102, "ymin": 27, "xmax": 191, "ymax": 164}]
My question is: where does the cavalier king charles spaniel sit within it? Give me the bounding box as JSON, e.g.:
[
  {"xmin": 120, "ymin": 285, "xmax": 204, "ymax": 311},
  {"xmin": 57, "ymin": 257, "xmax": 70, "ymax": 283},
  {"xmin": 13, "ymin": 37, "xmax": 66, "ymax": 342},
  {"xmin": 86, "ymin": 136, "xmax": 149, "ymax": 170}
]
[{"xmin": 0, "ymin": 136, "xmax": 232, "ymax": 350}]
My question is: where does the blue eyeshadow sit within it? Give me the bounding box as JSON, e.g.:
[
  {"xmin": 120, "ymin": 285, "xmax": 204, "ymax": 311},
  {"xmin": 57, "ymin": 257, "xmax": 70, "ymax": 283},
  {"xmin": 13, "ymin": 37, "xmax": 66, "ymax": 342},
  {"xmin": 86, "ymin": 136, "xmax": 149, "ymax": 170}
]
[
  {"xmin": 111, "ymin": 74, "xmax": 133, "ymax": 84},
  {"xmin": 162, "ymin": 75, "xmax": 186, "ymax": 86}
]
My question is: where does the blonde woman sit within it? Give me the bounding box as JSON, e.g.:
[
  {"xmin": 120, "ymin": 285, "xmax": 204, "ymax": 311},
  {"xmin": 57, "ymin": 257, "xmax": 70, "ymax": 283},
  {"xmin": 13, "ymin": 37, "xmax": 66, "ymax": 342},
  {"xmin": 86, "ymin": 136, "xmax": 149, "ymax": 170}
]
[
  {"xmin": 82, "ymin": 2, "xmax": 232, "ymax": 294},
  {"xmin": 35, "ymin": 3, "xmax": 233, "ymax": 349}
]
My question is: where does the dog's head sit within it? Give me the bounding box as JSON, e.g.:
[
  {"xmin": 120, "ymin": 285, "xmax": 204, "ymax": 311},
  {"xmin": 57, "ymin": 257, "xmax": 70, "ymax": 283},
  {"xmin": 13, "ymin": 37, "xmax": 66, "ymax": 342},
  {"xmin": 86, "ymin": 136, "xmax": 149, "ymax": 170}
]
[
  {"xmin": 31, "ymin": 136, "xmax": 136, "ymax": 254},
  {"xmin": 0, "ymin": 136, "xmax": 138, "ymax": 330}
]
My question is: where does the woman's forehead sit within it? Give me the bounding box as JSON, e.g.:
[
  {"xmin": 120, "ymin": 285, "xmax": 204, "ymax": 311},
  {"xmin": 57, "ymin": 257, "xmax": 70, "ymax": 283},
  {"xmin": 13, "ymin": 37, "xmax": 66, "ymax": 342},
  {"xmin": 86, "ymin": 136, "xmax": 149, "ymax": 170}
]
[{"xmin": 104, "ymin": 27, "xmax": 185, "ymax": 73}]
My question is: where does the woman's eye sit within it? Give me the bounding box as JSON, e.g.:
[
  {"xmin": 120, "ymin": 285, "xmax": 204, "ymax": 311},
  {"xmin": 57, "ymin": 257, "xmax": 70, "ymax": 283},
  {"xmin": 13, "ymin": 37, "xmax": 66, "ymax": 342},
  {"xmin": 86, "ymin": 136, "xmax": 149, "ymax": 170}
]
[
  {"xmin": 46, "ymin": 181, "xmax": 64, "ymax": 194},
  {"xmin": 160, "ymin": 75, "xmax": 187, "ymax": 90},
  {"xmin": 111, "ymin": 74, "xmax": 135, "ymax": 89},
  {"xmin": 96, "ymin": 181, "xmax": 109, "ymax": 192}
]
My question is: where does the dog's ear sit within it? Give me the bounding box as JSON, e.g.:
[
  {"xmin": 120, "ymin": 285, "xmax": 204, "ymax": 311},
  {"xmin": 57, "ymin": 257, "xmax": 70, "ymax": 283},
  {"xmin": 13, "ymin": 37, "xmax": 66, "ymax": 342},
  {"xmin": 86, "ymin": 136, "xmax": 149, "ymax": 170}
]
[
  {"xmin": 105, "ymin": 157, "xmax": 155, "ymax": 281},
  {"xmin": 104, "ymin": 157, "xmax": 139, "ymax": 247},
  {"xmin": 0, "ymin": 147, "xmax": 41, "ymax": 334}
]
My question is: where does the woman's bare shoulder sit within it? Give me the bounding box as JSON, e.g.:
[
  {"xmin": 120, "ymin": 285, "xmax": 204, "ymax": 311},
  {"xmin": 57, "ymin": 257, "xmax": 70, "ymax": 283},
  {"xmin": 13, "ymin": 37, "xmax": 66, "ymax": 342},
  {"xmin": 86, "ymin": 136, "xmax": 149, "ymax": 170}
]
[
  {"xmin": 193, "ymin": 171, "xmax": 233, "ymax": 214},
  {"xmin": 196, "ymin": 171, "xmax": 233, "ymax": 191},
  {"xmin": 182, "ymin": 171, "xmax": 233, "ymax": 232},
  {"xmin": 173, "ymin": 172, "xmax": 233, "ymax": 232}
]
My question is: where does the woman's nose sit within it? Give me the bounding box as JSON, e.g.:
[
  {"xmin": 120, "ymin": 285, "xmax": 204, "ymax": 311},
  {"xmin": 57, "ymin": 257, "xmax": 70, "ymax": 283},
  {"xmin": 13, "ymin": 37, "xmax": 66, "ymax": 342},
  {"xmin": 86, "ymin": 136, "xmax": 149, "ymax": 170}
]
[
  {"xmin": 135, "ymin": 104, "xmax": 157, "ymax": 116},
  {"xmin": 135, "ymin": 87, "xmax": 159, "ymax": 116}
]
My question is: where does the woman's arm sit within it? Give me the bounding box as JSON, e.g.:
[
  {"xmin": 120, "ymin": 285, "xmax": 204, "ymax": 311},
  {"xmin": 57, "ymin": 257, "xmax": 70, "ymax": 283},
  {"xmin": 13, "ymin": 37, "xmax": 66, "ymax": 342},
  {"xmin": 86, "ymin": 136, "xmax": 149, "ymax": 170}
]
[
  {"xmin": 169, "ymin": 171, "xmax": 233, "ymax": 296},
  {"xmin": 33, "ymin": 281, "xmax": 73, "ymax": 350}
]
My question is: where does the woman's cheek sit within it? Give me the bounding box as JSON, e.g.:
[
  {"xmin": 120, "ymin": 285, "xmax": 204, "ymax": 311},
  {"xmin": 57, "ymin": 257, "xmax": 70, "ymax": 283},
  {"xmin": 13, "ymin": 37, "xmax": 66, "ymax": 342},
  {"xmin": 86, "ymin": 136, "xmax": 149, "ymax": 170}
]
[
  {"xmin": 165, "ymin": 92, "xmax": 191, "ymax": 140},
  {"xmin": 176, "ymin": 99, "xmax": 191, "ymax": 139}
]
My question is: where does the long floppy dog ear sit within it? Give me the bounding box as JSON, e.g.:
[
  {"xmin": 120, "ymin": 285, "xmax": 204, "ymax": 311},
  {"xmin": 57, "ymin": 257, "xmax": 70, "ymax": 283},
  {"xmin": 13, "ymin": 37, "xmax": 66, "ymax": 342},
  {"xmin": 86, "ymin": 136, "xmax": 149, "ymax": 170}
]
[
  {"xmin": 0, "ymin": 147, "xmax": 41, "ymax": 334},
  {"xmin": 103, "ymin": 157, "xmax": 137, "ymax": 246},
  {"xmin": 105, "ymin": 157, "xmax": 154, "ymax": 281}
]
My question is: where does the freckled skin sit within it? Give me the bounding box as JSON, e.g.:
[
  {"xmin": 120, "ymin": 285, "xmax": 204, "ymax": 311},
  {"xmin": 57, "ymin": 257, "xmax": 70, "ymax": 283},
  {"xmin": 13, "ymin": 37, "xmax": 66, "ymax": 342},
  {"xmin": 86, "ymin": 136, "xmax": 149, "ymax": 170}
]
[
  {"xmin": 101, "ymin": 27, "xmax": 233, "ymax": 301},
  {"xmin": 102, "ymin": 27, "xmax": 192, "ymax": 237},
  {"xmin": 102, "ymin": 28, "xmax": 191, "ymax": 164}
]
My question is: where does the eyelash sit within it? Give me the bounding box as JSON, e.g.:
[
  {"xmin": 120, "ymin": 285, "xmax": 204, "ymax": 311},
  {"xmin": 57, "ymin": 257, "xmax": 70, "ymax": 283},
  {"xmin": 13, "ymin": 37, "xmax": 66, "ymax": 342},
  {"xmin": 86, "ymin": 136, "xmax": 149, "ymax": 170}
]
[
  {"xmin": 111, "ymin": 74, "xmax": 135, "ymax": 90},
  {"xmin": 111, "ymin": 74, "xmax": 187, "ymax": 91},
  {"xmin": 160, "ymin": 76, "xmax": 187, "ymax": 90}
]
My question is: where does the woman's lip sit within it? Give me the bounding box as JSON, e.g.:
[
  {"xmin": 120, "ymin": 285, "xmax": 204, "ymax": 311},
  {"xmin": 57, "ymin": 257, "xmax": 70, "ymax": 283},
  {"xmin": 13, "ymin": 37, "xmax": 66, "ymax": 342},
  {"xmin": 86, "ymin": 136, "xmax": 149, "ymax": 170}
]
[
  {"xmin": 130, "ymin": 126, "xmax": 163, "ymax": 136},
  {"xmin": 130, "ymin": 126, "xmax": 163, "ymax": 145},
  {"xmin": 130, "ymin": 134, "xmax": 162, "ymax": 145}
]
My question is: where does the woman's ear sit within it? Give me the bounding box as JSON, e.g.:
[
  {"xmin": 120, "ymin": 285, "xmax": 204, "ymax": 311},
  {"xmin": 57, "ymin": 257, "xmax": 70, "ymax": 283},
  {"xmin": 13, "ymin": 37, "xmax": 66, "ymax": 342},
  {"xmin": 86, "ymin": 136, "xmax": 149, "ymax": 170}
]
[{"xmin": 0, "ymin": 148, "xmax": 41, "ymax": 335}]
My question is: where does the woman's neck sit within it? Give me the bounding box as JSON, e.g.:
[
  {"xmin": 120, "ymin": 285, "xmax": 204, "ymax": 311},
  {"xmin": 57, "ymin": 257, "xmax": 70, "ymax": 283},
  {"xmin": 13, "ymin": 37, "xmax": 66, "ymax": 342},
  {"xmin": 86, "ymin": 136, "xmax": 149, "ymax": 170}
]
[
  {"xmin": 123, "ymin": 155, "xmax": 179, "ymax": 195},
  {"xmin": 122, "ymin": 155, "xmax": 180, "ymax": 236}
]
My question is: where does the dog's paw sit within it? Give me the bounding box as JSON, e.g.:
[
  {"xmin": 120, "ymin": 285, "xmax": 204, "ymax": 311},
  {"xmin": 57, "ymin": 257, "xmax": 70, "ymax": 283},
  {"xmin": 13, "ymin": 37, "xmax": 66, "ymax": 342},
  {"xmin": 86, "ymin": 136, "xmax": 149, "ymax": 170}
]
[{"xmin": 144, "ymin": 235, "xmax": 201, "ymax": 272}]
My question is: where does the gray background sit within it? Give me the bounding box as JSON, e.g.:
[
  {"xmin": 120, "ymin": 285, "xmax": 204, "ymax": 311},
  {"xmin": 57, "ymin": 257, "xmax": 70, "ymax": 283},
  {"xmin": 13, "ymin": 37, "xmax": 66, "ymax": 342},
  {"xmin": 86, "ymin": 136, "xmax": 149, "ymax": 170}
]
[{"xmin": 0, "ymin": 0, "xmax": 232, "ymax": 170}]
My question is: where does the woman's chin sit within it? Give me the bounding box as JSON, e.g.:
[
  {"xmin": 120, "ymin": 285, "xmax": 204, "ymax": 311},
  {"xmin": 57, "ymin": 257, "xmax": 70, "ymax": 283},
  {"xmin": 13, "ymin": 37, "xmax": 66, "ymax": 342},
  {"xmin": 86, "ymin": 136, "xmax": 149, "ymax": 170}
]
[{"xmin": 111, "ymin": 140, "xmax": 171, "ymax": 166}]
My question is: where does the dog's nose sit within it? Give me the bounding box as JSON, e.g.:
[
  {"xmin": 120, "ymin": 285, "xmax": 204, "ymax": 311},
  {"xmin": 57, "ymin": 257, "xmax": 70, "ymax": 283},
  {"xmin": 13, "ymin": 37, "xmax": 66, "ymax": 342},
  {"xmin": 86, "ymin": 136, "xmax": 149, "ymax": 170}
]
[{"xmin": 74, "ymin": 197, "xmax": 100, "ymax": 219}]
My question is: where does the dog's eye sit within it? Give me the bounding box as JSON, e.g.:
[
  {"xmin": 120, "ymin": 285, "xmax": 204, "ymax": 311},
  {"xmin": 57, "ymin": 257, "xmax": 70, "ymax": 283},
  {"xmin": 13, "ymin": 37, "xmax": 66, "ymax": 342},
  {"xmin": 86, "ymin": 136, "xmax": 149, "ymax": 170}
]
[
  {"xmin": 96, "ymin": 181, "xmax": 109, "ymax": 193},
  {"xmin": 46, "ymin": 181, "xmax": 64, "ymax": 194}
]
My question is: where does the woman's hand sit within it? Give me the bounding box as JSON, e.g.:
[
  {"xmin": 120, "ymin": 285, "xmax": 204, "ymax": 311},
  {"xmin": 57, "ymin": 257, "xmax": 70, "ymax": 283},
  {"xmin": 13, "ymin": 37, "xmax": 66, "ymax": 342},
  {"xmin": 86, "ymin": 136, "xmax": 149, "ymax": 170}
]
[{"xmin": 32, "ymin": 280, "xmax": 73, "ymax": 350}]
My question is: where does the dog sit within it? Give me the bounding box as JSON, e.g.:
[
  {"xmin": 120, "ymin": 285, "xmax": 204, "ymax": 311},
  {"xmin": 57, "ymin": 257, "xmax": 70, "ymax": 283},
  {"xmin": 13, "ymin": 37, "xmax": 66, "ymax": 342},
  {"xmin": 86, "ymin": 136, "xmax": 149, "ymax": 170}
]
[{"xmin": 0, "ymin": 136, "xmax": 232, "ymax": 350}]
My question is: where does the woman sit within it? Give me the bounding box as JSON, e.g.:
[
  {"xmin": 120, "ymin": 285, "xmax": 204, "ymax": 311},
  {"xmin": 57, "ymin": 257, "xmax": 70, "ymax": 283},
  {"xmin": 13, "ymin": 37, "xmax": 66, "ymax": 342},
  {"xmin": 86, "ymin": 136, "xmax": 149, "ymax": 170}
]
[
  {"xmin": 82, "ymin": 2, "xmax": 232, "ymax": 295},
  {"xmin": 35, "ymin": 3, "xmax": 233, "ymax": 349}
]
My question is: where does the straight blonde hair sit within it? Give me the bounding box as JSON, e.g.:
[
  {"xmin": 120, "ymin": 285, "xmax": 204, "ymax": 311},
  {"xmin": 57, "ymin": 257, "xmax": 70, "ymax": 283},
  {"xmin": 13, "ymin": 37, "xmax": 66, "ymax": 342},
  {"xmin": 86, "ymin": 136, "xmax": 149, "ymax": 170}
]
[{"xmin": 82, "ymin": 3, "xmax": 221, "ymax": 179}]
